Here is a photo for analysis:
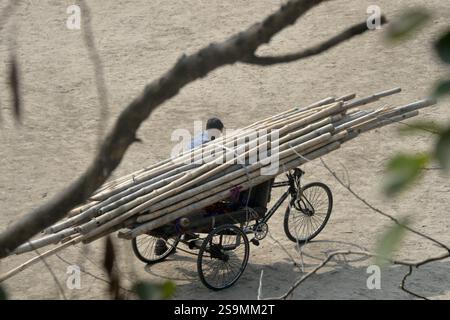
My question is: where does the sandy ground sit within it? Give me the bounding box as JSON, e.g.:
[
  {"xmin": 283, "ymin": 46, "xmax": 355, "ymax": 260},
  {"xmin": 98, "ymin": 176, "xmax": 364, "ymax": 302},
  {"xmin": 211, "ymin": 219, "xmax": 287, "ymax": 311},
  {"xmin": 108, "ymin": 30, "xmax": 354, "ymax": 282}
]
[{"xmin": 0, "ymin": 0, "xmax": 450, "ymax": 300}]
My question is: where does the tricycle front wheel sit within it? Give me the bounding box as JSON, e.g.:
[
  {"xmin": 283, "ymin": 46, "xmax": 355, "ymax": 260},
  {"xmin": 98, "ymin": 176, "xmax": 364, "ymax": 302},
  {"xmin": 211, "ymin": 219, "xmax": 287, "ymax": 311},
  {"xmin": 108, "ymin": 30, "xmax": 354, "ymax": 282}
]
[{"xmin": 284, "ymin": 182, "xmax": 333, "ymax": 244}]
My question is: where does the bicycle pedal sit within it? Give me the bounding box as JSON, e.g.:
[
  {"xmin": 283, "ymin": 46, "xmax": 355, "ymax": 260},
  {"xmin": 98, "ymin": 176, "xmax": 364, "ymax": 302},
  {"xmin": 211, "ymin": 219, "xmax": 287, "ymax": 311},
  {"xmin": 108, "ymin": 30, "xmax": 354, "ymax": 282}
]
[{"xmin": 250, "ymin": 238, "xmax": 260, "ymax": 246}]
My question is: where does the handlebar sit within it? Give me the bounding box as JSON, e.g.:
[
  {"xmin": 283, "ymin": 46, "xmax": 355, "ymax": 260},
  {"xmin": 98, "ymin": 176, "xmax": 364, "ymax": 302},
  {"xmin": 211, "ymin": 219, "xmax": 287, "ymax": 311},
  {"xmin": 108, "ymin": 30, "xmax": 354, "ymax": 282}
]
[{"xmin": 271, "ymin": 168, "xmax": 304, "ymax": 188}]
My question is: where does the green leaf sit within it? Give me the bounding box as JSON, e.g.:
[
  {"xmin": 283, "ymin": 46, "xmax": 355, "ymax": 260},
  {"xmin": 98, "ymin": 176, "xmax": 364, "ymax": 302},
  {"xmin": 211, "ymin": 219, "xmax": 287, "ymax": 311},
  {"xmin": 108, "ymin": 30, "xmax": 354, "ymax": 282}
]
[
  {"xmin": 384, "ymin": 153, "xmax": 430, "ymax": 195},
  {"xmin": 398, "ymin": 121, "xmax": 443, "ymax": 135},
  {"xmin": 0, "ymin": 285, "xmax": 8, "ymax": 300},
  {"xmin": 386, "ymin": 9, "xmax": 431, "ymax": 42},
  {"xmin": 376, "ymin": 218, "xmax": 409, "ymax": 266},
  {"xmin": 133, "ymin": 282, "xmax": 159, "ymax": 300},
  {"xmin": 433, "ymin": 79, "xmax": 450, "ymax": 98},
  {"xmin": 435, "ymin": 31, "xmax": 450, "ymax": 64},
  {"xmin": 435, "ymin": 128, "xmax": 450, "ymax": 171},
  {"xmin": 133, "ymin": 280, "xmax": 175, "ymax": 300},
  {"xmin": 160, "ymin": 281, "xmax": 176, "ymax": 299}
]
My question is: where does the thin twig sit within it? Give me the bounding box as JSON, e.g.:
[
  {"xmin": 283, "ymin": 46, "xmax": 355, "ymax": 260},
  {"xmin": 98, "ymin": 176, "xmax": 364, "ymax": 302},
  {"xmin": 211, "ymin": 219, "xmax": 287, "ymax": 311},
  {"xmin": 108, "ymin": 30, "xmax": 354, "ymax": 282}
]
[
  {"xmin": 269, "ymin": 249, "xmax": 449, "ymax": 300},
  {"xmin": 30, "ymin": 245, "xmax": 67, "ymax": 300},
  {"xmin": 398, "ymin": 121, "xmax": 440, "ymax": 135},
  {"xmin": 74, "ymin": 244, "xmax": 135, "ymax": 284},
  {"xmin": 320, "ymin": 158, "xmax": 450, "ymax": 252},
  {"xmin": 268, "ymin": 231, "xmax": 299, "ymax": 268},
  {"xmin": 311, "ymin": 159, "xmax": 450, "ymax": 299},
  {"xmin": 400, "ymin": 266, "xmax": 427, "ymax": 300},
  {"xmin": 55, "ymin": 253, "xmax": 133, "ymax": 295},
  {"xmin": 270, "ymin": 250, "xmax": 370, "ymax": 300}
]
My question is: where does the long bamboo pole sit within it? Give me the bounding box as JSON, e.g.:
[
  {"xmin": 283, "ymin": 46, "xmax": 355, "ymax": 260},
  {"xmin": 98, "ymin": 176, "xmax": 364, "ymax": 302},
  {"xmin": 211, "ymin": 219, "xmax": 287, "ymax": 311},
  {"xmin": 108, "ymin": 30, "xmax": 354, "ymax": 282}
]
[
  {"xmin": 12, "ymin": 89, "xmax": 431, "ymax": 256},
  {"xmin": 76, "ymin": 130, "xmax": 335, "ymax": 236},
  {"xmin": 0, "ymin": 236, "xmax": 83, "ymax": 282},
  {"xmin": 41, "ymin": 98, "xmax": 411, "ymax": 242},
  {"xmin": 90, "ymin": 95, "xmax": 343, "ymax": 199},
  {"xmin": 120, "ymin": 141, "xmax": 343, "ymax": 239}
]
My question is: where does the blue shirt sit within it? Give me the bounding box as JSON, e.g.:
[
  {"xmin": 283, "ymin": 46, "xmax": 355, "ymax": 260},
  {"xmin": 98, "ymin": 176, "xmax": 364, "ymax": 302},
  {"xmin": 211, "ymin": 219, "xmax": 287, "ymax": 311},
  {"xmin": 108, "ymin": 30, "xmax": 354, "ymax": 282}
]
[{"xmin": 188, "ymin": 131, "xmax": 209, "ymax": 150}]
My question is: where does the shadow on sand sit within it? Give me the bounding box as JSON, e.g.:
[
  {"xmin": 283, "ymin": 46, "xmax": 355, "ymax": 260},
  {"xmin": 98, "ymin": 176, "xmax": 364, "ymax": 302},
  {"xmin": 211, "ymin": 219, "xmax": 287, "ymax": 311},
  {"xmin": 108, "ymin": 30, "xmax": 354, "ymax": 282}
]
[{"xmin": 141, "ymin": 239, "xmax": 450, "ymax": 300}]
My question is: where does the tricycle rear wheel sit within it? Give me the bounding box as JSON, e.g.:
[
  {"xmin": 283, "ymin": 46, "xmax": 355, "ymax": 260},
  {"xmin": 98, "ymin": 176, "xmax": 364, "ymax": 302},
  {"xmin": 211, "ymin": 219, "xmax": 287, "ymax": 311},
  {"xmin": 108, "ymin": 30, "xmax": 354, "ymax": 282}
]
[{"xmin": 132, "ymin": 234, "xmax": 180, "ymax": 264}]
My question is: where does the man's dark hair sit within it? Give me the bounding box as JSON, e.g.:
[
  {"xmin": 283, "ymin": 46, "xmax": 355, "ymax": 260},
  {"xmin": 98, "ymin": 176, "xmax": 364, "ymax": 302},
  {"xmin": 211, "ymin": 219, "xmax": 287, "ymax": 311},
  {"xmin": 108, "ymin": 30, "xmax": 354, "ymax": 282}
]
[{"xmin": 206, "ymin": 117, "xmax": 224, "ymax": 131}]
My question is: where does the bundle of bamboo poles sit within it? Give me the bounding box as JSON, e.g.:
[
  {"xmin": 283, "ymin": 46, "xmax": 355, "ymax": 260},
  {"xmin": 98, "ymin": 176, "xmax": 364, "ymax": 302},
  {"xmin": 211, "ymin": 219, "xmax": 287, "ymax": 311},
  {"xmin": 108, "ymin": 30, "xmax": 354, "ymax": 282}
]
[{"xmin": 9, "ymin": 87, "xmax": 437, "ymax": 256}]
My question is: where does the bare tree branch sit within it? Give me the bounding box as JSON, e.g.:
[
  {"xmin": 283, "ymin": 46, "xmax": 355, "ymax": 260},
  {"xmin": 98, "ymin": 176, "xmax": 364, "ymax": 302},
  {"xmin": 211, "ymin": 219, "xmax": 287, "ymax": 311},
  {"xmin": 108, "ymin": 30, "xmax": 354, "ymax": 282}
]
[
  {"xmin": 0, "ymin": 1, "xmax": 19, "ymax": 124},
  {"xmin": 78, "ymin": 0, "xmax": 109, "ymax": 145},
  {"xmin": 8, "ymin": 52, "xmax": 21, "ymax": 123},
  {"xmin": 1, "ymin": 0, "xmax": 351, "ymax": 258},
  {"xmin": 242, "ymin": 16, "xmax": 387, "ymax": 66}
]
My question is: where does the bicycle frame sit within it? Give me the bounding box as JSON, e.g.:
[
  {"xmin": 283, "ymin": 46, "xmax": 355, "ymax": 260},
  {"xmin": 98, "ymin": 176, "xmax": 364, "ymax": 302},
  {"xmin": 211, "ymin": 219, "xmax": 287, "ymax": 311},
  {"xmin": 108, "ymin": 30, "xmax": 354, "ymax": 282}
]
[
  {"xmin": 148, "ymin": 168, "xmax": 307, "ymax": 239},
  {"xmin": 132, "ymin": 167, "xmax": 331, "ymax": 291},
  {"xmin": 258, "ymin": 168, "xmax": 304, "ymax": 225}
]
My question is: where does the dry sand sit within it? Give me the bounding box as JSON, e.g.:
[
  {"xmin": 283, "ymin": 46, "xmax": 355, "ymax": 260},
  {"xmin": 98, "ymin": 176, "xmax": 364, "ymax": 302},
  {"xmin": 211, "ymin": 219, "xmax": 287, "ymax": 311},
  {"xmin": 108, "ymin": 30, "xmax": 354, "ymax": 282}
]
[{"xmin": 0, "ymin": 0, "xmax": 449, "ymax": 299}]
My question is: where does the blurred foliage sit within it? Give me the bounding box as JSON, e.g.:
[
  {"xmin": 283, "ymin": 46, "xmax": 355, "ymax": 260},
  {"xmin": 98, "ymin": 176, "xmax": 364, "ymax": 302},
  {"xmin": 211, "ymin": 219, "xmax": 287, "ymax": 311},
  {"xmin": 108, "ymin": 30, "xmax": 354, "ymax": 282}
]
[
  {"xmin": 385, "ymin": 9, "xmax": 431, "ymax": 42},
  {"xmin": 0, "ymin": 285, "xmax": 7, "ymax": 300},
  {"xmin": 433, "ymin": 79, "xmax": 450, "ymax": 98},
  {"xmin": 435, "ymin": 31, "xmax": 450, "ymax": 64},
  {"xmin": 384, "ymin": 154, "xmax": 429, "ymax": 195},
  {"xmin": 133, "ymin": 280, "xmax": 176, "ymax": 300},
  {"xmin": 376, "ymin": 218, "xmax": 409, "ymax": 267},
  {"xmin": 435, "ymin": 128, "xmax": 450, "ymax": 171},
  {"xmin": 384, "ymin": 8, "xmax": 450, "ymax": 196}
]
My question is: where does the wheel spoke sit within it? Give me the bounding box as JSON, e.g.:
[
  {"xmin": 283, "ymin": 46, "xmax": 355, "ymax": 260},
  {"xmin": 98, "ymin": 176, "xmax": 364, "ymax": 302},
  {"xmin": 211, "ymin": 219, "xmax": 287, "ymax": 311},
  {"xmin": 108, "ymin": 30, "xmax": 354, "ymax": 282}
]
[
  {"xmin": 133, "ymin": 234, "xmax": 179, "ymax": 263},
  {"xmin": 198, "ymin": 225, "xmax": 249, "ymax": 290},
  {"xmin": 285, "ymin": 183, "xmax": 332, "ymax": 243}
]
